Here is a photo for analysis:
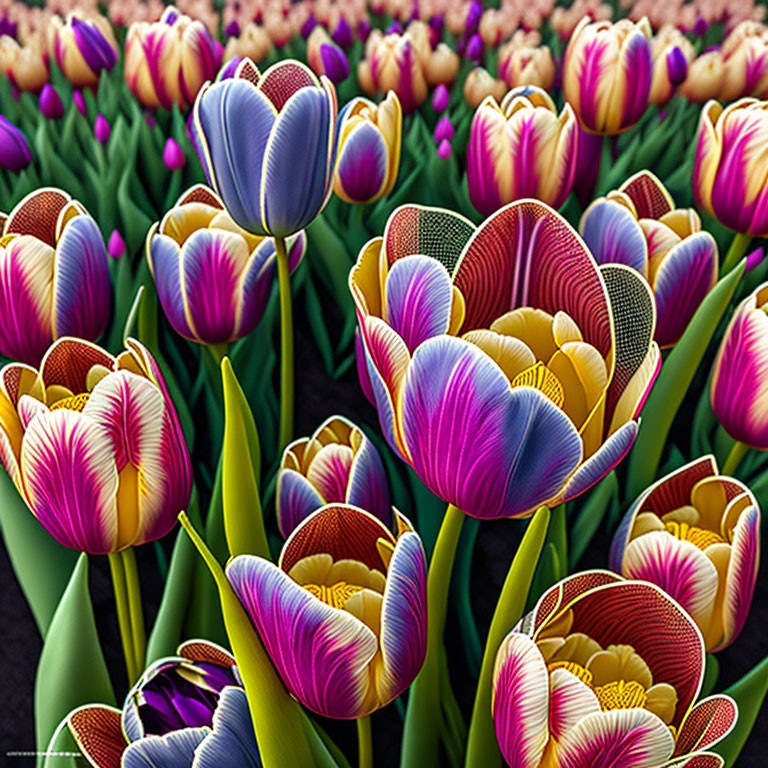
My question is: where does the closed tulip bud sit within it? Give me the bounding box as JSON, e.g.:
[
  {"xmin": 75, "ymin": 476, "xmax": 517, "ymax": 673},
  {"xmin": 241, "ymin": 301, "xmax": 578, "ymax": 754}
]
[
  {"xmin": 0, "ymin": 36, "xmax": 48, "ymax": 93},
  {"xmin": 463, "ymin": 66, "xmax": 507, "ymax": 109},
  {"xmin": 468, "ymin": 86, "xmax": 578, "ymax": 216},
  {"xmin": 428, "ymin": 15, "xmax": 444, "ymax": 47},
  {"xmin": 0, "ymin": 115, "xmax": 31, "ymax": 172},
  {"xmin": 747, "ymin": 246, "xmax": 766, "ymax": 271},
  {"xmin": 224, "ymin": 24, "xmax": 271, "ymax": 64},
  {"xmin": 648, "ymin": 26, "xmax": 695, "ymax": 105},
  {"xmin": 333, "ymin": 15, "xmax": 353, "ymax": 50},
  {"xmin": 320, "ymin": 42, "xmax": 350, "ymax": 84},
  {"xmin": 38, "ymin": 83, "xmax": 64, "ymax": 120},
  {"xmin": 225, "ymin": 19, "xmax": 240, "ymax": 38},
  {"xmin": 307, "ymin": 26, "xmax": 331, "ymax": 74},
  {"xmin": 301, "ymin": 14, "xmax": 317, "ymax": 39},
  {"xmin": 94, "ymin": 114, "xmax": 110, "ymax": 144},
  {"xmin": 432, "ymin": 83, "xmax": 449, "ymax": 112},
  {"xmin": 498, "ymin": 43, "xmax": 556, "ymax": 91},
  {"xmin": 334, "ymin": 92, "xmax": 402, "ymax": 204},
  {"xmin": 465, "ymin": 33, "xmax": 483, "ymax": 63},
  {"xmin": 51, "ymin": 12, "xmax": 118, "ymax": 88},
  {"xmin": 436, "ymin": 138, "xmax": 451, "ymax": 158},
  {"xmin": 108, "ymin": 229, "xmax": 126, "ymax": 259},
  {"xmin": 694, "ymin": 99, "xmax": 768, "ymax": 237},
  {"xmin": 424, "ymin": 43, "xmax": 460, "ymax": 87},
  {"xmin": 680, "ymin": 50, "xmax": 724, "ymax": 102},
  {"xmin": 433, "ymin": 114, "xmax": 454, "ymax": 143},
  {"xmin": 667, "ymin": 47, "xmax": 688, "ymax": 86},
  {"xmin": 162, "ymin": 137, "xmax": 186, "ymax": 169},
  {"xmin": 358, "ymin": 18, "xmax": 372, "ymax": 41},
  {"xmin": 719, "ymin": 23, "xmax": 768, "ymax": 102},
  {"xmin": 465, "ymin": 1, "xmax": 483, "ymax": 35},
  {"xmin": 72, "ymin": 88, "xmax": 87, "ymax": 115},
  {"xmin": 563, "ymin": 17, "xmax": 653, "ymax": 134},
  {"xmin": 369, "ymin": 33, "xmax": 428, "ymax": 113}
]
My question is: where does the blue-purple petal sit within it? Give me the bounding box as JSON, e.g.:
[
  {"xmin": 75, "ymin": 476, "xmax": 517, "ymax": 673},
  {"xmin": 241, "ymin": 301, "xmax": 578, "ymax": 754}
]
[
  {"xmin": 277, "ymin": 468, "xmax": 325, "ymax": 538},
  {"xmin": 195, "ymin": 687, "xmax": 262, "ymax": 768},
  {"xmin": 122, "ymin": 727, "xmax": 210, "ymax": 768},
  {"xmin": 347, "ymin": 436, "xmax": 391, "ymax": 527},
  {"xmin": 149, "ymin": 230, "xmax": 194, "ymax": 339},
  {"xmin": 580, "ymin": 199, "xmax": 648, "ymax": 275},
  {"xmin": 336, "ymin": 122, "xmax": 388, "ymax": 203}
]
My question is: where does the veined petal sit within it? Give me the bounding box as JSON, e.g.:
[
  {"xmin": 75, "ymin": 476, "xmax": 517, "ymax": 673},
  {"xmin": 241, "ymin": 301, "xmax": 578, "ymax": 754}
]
[
  {"xmin": 674, "ymin": 695, "xmax": 737, "ymax": 756},
  {"xmin": 226, "ymin": 555, "xmax": 377, "ymax": 718},
  {"xmin": 122, "ymin": 727, "xmax": 210, "ymax": 768},
  {"xmin": 257, "ymin": 60, "xmax": 320, "ymax": 110},
  {"xmin": 467, "ymin": 98, "xmax": 510, "ymax": 217},
  {"xmin": 549, "ymin": 667, "xmax": 601, "ymax": 740},
  {"xmin": 194, "ymin": 687, "xmax": 261, "ymax": 768},
  {"xmin": 346, "ymin": 434, "xmax": 391, "ymax": 527},
  {"xmin": 580, "ymin": 198, "xmax": 648, "ymax": 275},
  {"xmin": 619, "ymin": 171, "xmax": 674, "ymax": 219},
  {"xmin": 39, "ymin": 337, "xmax": 115, "ymax": 395},
  {"xmin": 277, "ymin": 468, "xmax": 325, "ymax": 538},
  {"xmin": 334, "ymin": 121, "xmax": 389, "ymax": 204},
  {"xmin": 67, "ymin": 705, "xmax": 126, "ymax": 768},
  {"xmin": 148, "ymin": 229, "xmax": 193, "ymax": 339},
  {"xmin": 5, "ymin": 187, "xmax": 70, "ymax": 245}
]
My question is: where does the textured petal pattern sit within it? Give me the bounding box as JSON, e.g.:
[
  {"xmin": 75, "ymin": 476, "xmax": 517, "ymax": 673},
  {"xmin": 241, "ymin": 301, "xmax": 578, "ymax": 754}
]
[
  {"xmin": 335, "ymin": 120, "xmax": 389, "ymax": 204},
  {"xmin": 277, "ymin": 469, "xmax": 325, "ymax": 538},
  {"xmin": 122, "ymin": 727, "xmax": 210, "ymax": 768},
  {"xmin": 580, "ymin": 199, "xmax": 648, "ymax": 275},
  {"xmin": 195, "ymin": 687, "xmax": 262, "ymax": 768},
  {"xmin": 67, "ymin": 705, "xmax": 126, "ymax": 768},
  {"xmin": 674, "ymin": 695, "xmax": 737, "ymax": 756}
]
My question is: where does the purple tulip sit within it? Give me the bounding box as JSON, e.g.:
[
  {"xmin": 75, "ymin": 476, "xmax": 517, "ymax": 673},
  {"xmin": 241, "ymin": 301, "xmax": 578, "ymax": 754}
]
[
  {"xmin": 301, "ymin": 14, "xmax": 317, "ymax": 39},
  {"xmin": 428, "ymin": 15, "xmax": 444, "ymax": 47},
  {"xmin": 386, "ymin": 21, "xmax": 403, "ymax": 35},
  {"xmin": 432, "ymin": 83, "xmax": 450, "ymax": 113},
  {"xmin": 163, "ymin": 138, "xmax": 186, "ymax": 170},
  {"xmin": 94, "ymin": 114, "xmax": 111, "ymax": 144},
  {"xmin": 357, "ymin": 18, "xmax": 372, "ymax": 41},
  {"xmin": 69, "ymin": 16, "xmax": 118, "ymax": 77},
  {"xmin": 0, "ymin": 116, "xmax": 31, "ymax": 172},
  {"xmin": 466, "ymin": 1, "xmax": 483, "ymax": 34},
  {"xmin": 332, "ymin": 15, "xmax": 353, "ymax": 50},
  {"xmin": 320, "ymin": 43, "xmax": 350, "ymax": 84},
  {"xmin": 433, "ymin": 115, "xmax": 454, "ymax": 143},
  {"xmin": 39, "ymin": 84, "xmax": 65, "ymax": 120},
  {"xmin": 225, "ymin": 19, "xmax": 240, "ymax": 38},
  {"xmin": 108, "ymin": 229, "xmax": 126, "ymax": 259},
  {"xmin": 666, "ymin": 46, "xmax": 688, "ymax": 86},
  {"xmin": 436, "ymin": 138, "xmax": 452, "ymax": 159},
  {"xmin": 218, "ymin": 56, "xmax": 242, "ymax": 81},
  {"xmin": 693, "ymin": 16, "xmax": 709, "ymax": 37},
  {"xmin": 466, "ymin": 33, "xmax": 483, "ymax": 63},
  {"xmin": 72, "ymin": 88, "xmax": 87, "ymax": 115},
  {"xmin": 747, "ymin": 246, "xmax": 766, "ymax": 272}
]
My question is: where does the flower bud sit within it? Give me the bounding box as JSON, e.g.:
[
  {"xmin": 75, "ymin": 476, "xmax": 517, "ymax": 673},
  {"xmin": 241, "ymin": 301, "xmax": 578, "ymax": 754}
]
[{"xmin": 39, "ymin": 84, "xmax": 64, "ymax": 120}]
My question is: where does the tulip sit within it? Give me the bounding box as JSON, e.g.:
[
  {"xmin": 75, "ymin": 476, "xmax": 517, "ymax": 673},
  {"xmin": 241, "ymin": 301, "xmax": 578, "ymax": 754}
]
[
  {"xmin": 580, "ymin": 171, "xmax": 718, "ymax": 347},
  {"xmin": 333, "ymin": 92, "xmax": 402, "ymax": 205},
  {"xmin": 436, "ymin": 138, "xmax": 451, "ymax": 159},
  {"xmin": 0, "ymin": 336, "xmax": 191, "ymax": 554},
  {"xmin": 125, "ymin": 6, "xmax": 222, "ymax": 110},
  {"xmin": 0, "ymin": 115, "xmax": 31, "ymax": 172},
  {"xmin": 148, "ymin": 184, "xmax": 306, "ymax": 347},
  {"xmin": 465, "ymin": 33, "xmax": 483, "ymax": 63},
  {"xmin": 680, "ymin": 50, "xmax": 725, "ymax": 102},
  {"xmin": 611, "ymin": 456, "xmax": 760, "ymax": 651},
  {"xmin": 719, "ymin": 21, "xmax": 768, "ymax": 102},
  {"xmin": 320, "ymin": 42, "xmax": 350, "ymax": 84},
  {"xmin": 94, "ymin": 114, "xmax": 110, "ymax": 143},
  {"xmin": 424, "ymin": 43, "xmax": 460, "ymax": 87},
  {"xmin": 366, "ymin": 32, "xmax": 428, "ymax": 113},
  {"xmin": 277, "ymin": 416, "xmax": 391, "ymax": 537},
  {"xmin": 648, "ymin": 26, "xmax": 695, "ymax": 105},
  {"xmin": 50, "ymin": 12, "xmax": 118, "ymax": 88},
  {"xmin": 225, "ymin": 19, "xmax": 240, "ymax": 38},
  {"xmin": 493, "ymin": 572, "xmax": 737, "ymax": 766},
  {"xmin": 162, "ymin": 137, "xmax": 186, "ymax": 170},
  {"xmin": 0, "ymin": 188, "xmax": 110, "ymax": 365},
  {"xmin": 431, "ymin": 83, "xmax": 449, "ymax": 112},
  {"xmin": 433, "ymin": 115, "xmax": 454, "ymax": 143},
  {"xmin": 498, "ymin": 43, "xmax": 556, "ymax": 91},
  {"xmin": 467, "ymin": 86, "xmax": 578, "ymax": 217},
  {"xmin": 694, "ymin": 99, "xmax": 768, "ymax": 237},
  {"xmin": 332, "ymin": 15, "xmax": 353, "ymax": 50},
  {"xmin": 67, "ymin": 641, "xmax": 260, "ymax": 766},
  {"xmin": 463, "ymin": 66, "xmax": 507, "ymax": 108},
  {"xmin": 72, "ymin": 88, "xmax": 87, "ymax": 115},
  {"xmin": 223, "ymin": 23, "xmax": 271, "ymax": 64},
  {"xmin": 350, "ymin": 200, "xmax": 659, "ymax": 520},
  {"xmin": 563, "ymin": 17, "xmax": 653, "ymax": 134},
  {"xmin": 710, "ymin": 282, "xmax": 768, "ymax": 450},
  {"xmin": 108, "ymin": 229, "xmax": 126, "ymax": 259},
  {"xmin": 38, "ymin": 83, "xmax": 64, "ymax": 119},
  {"xmin": 227, "ymin": 503, "xmax": 427, "ymax": 718},
  {"xmin": 667, "ymin": 46, "xmax": 689, "ymax": 85}
]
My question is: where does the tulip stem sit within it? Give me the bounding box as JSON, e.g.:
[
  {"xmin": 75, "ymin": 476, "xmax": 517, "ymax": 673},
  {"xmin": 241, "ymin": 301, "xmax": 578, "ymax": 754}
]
[
  {"xmin": 108, "ymin": 552, "xmax": 137, "ymax": 684},
  {"xmin": 121, "ymin": 547, "xmax": 146, "ymax": 677},
  {"xmin": 207, "ymin": 343, "xmax": 228, "ymax": 366},
  {"xmin": 401, "ymin": 503, "xmax": 465, "ymax": 768},
  {"xmin": 722, "ymin": 232, "xmax": 752, "ymax": 275},
  {"xmin": 357, "ymin": 716, "xmax": 373, "ymax": 768},
  {"xmin": 723, "ymin": 441, "xmax": 750, "ymax": 476},
  {"xmin": 275, "ymin": 236, "xmax": 294, "ymax": 452}
]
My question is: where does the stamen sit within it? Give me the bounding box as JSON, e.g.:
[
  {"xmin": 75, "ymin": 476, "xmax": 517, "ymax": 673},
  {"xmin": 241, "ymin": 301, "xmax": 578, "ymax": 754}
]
[
  {"xmin": 511, "ymin": 362, "xmax": 565, "ymax": 408},
  {"xmin": 664, "ymin": 521, "xmax": 725, "ymax": 550},
  {"xmin": 304, "ymin": 581, "xmax": 364, "ymax": 609},
  {"xmin": 49, "ymin": 392, "xmax": 90, "ymax": 412},
  {"xmin": 594, "ymin": 680, "xmax": 648, "ymax": 711},
  {"xmin": 547, "ymin": 660, "xmax": 593, "ymax": 686}
]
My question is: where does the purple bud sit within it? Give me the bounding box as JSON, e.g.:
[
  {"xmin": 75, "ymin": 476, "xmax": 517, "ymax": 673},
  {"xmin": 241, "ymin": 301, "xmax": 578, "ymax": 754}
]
[
  {"xmin": 658, "ymin": 109, "xmax": 668, "ymax": 122},
  {"xmin": 39, "ymin": 84, "xmax": 64, "ymax": 120},
  {"xmin": 225, "ymin": 19, "xmax": 240, "ymax": 38},
  {"xmin": 301, "ymin": 14, "xmax": 317, "ymax": 39},
  {"xmin": 71, "ymin": 17, "xmax": 118, "ymax": 74},
  {"xmin": 428, "ymin": 15, "xmax": 444, "ymax": 44},
  {"xmin": 409, "ymin": 0, "xmax": 420, "ymax": 22},
  {"xmin": 746, "ymin": 246, "xmax": 766, "ymax": 272},
  {"xmin": 466, "ymin": 1, "xmax": 483, "ymax": 35},
  {"xmin": 357, "ymin": 19, "xmax": 372, "ymax": 41},
  {"xmin": 456, "ymin": 35, "xmax": 467, "ymax": 57},
  {"xmin": 466, "ymin": 33, "xmax": 483, "ymax": 63},
  {"xmin": 433, "ymin": 115, "xmax": 455, "ymax": 143},
  {"xmin": 666, "ymin": 47, "xmax": 688, "ymax": 86},
  {"xmin": 386, "ymin": 21, "xmax": 403, "ymax": 35},
  {"xmin": 0, "ymin": 116, "xmax": 31, "ymax": 172},
  {"xmin": 108, "ymin": 230, "xmax": 126, "ymax": 259},
  {"xmin": 332, "ymin": 16, "xmax": 353, "ymax": 50},
  {"xmin": 72, "ymin": 89, "xmax": 87, "ymax": 116},
  {"xmin": 163, "ymin": 138, "xmax": 186, "ymax": 170},
  {"xmin": 145, "ymin": 111, "xmax": 157, "ymax": 128},
  {"xmin": 163, "ymin": 7, "xmax": 180, "ymax": 25},
  {"xmin": 320, "ymin": 43, "xmax": 350, "ymax": 84},
  {"xmin": 432, "ymin": 84, "xmax": 450, "ymax": 113},
  {"xmin": 11, "ymin": 85, "xmax": 19, "ymax": 101},
  {"xmin": 437, "ymin": 138, "xmax": 452, "ymax": 159},
  {"xmin": 693, "ymin": 16, "xmax": 709, "ymax": 37},
  {"xmin": 218, "ymin": 56, "xmax": 242, "ymax": 80},
  {"xmin": 94, "ymin": 114, "xmax": 111, "ymax": 144}
]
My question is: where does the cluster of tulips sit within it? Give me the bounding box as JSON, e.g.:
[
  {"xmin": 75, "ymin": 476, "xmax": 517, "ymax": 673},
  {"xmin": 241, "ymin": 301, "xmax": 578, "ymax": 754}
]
[{"xmin": 1, "ymin": 1, "xmax": 768, "ymax": 767}]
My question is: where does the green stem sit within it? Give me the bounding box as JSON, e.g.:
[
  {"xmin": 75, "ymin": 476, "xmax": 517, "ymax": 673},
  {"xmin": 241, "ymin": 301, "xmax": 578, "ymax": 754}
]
[
  {"xmin": 549, "ymin": 504, "xmax": 567, "ymax": 580},
  {"xmin": 275, "ymin": 236, "xmax": 294, "ymax": 452},
  {"xmin": 122, "ymin": 547, "xmax": 146, "ymax": 677},
  {"xmin": 723, "ymin": 440, "xmax": 750, "ymax": 476},
  {"xmin": 401, "ymin": 504, "xmax": 465, "ymax": 768},
  {"xmin": 357, "ymin": 716, "xmax": 373, "ymax": 768},
  {"xmin": 108, "ymin": 552, "xmax": 136, "ymax": 684},
  {"xmin": 207, "ymin": 342, "xmax": 229, "ymax": 366},
  {"xmin": 721, "ymin": 232, "xmax": 752, "ymax": 276}
]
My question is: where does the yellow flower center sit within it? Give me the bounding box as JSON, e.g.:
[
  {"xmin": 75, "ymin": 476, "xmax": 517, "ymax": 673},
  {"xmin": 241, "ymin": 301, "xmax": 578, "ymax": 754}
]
[
  {"xmin": 593, "ymin": 679, "xmax": 648, "ymax": 711},
  {"xmin": 547, "ymin": 660, "xmax": 594, "ymax": 685},
  {"xmin": 664, "ymin": 521, "xmax": 725, "ymax": 550},
  {"xmin": 303, "ymin": 581, "xmax": 364, "ymax": 609},
  {"xmin": 511, "ymin": 362, "xmax": 565, "ymax": 409},
  {"xmin": 49, "ymin": 392, "xmax": 90, "ymax": 412}
]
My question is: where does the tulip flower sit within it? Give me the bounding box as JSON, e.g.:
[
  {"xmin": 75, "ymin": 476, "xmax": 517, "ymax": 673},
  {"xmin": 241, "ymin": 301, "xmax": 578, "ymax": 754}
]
[
  {"xmin": 333, "ymin": 92, "xmax": 402, "ymax": 204},
  {"xmin": 0, "ymin": 188, "xmax": 110, "ymax": 365},
  {"xmin": 431, "ymin": 83, "xmax": 449, "ymax": 112},
  {"xmin": 364, "ymin": 31, "xmax": 428, "ymax": 113},
  {"xmin": 649, "ymin": 26, "xmax": 695, "ymax": 105},
  {"xmin": 580, "ymin": 171, "xmax": 718, "ymax": 347},
  {"xmin": 125, "ymin": 6, "xmax": 222, "ymax": 110},
  {"xmin": 563, "ymin": 17, "xmax": 653, "ymax": 134},
  {"xmin": 0, "ymin": 35, "xmax": 48, "ymax": 92},
  {"xmin": 38, "ymin": 84, "xmax": 64, "ymax": 119},
  {"xmin": 611, "ymin": 456, "xmax": 760, "ymax": 651},
  {"xmin": 319, "ymin": 42, "xmax": 350, "ymax": 84},
  {"xmin": 223, "ymin": 23, "xmax": 271, "ymax": 65},
  {"xmin": 94, "ymin": 114, "xmax": 110, "ymax": 143},
  {"xmin": 498, "ymin": 34, "xmax": 556, "ymax": 91},
  {"xmin": 694, "ymin": 99, "xmax": 768, "ymax": 237},
  {"xmin": 468, "ymin": 86, "xmax": 578, "ymax": 217},
  {"xmin": 72, "ymin": 88, "xmax": 87, "ymax": 115},
  {"xmin": 719, "ymin": 21, "xmax": 768, "ymax": 102},
  {"xmin": 0, "ymin": 336, "xmax": 192, "ymax": 554},
  {"xmin": 227, "ymin": 503, "xmax": 427, "ymax": 718},
  {"xmin": 680, "ymin": 50, "xmax": 725, "ymax": 102},
  {"xmin": 710, "ymin": 282, "xmax": 768, "ymax": 450},
  {"xmin": 493, "ymin": 572, "xmax": 737, "ymax": 766},
  {"xmin": 50, "ymin": 12, "xmax": 119, "ymax": 88},
  {"xmin": 108, "ymin": 229, "xmax": 126, "ymax": 259},
  {"xmin": 0, "ymin": 115, "xmax": 31, "ymax": 173},
  {"xmin": 67, "ymin": 641, "xmax": 260, "ymax": 766},
  {"xmin": 433, "ymin": 115, "xmax": 454, "ymax": 143},
  {"xmin": 350, "ymin": 201, "xmax": 659, "ymax": 520},
  {"xmin": 147, "ymin": 184, "xmax": 306, "ymax": 347},
  {"xmin": 162, "ymin": 137, "xmax": 186, "ymax": 170},
  {"xmin": 463, "ymin": 66, "xmax": 507, "ymax": 109},
  {"xmin": 436, "ymin": 138, "xmax": 451, "ymax": 159},
  {"xmin": 277, "ymin": 416, "xmax": 391, "ymax": 537}
]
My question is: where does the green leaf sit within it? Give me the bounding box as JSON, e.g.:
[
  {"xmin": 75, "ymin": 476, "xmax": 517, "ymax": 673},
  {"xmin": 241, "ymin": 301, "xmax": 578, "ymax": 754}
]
[
  {"xmin": 569, "ymin": 472, "xmax": 619, "ymax": 568},
  {"xmin": 0, "ymin": 470, "xmax": 78, "ymax": 636},
  {"xmin": 626, "ymin": 259, "xmax": 745, "ymax": 500},
  {"xmin": 221, "ymin": 358, "xmax": 268, "ymax": 559},
  {"xmin": 701, "ymin": 653, "xmax": 720, "ymax": 698},
  {"xmin": 35, "ymin": 555, "xmax": 115, "ymax": 766}
]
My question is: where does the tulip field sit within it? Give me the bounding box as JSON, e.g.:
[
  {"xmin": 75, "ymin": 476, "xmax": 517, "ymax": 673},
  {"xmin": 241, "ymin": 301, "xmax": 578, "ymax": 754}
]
[{"xmin": 1, "ymin": 0, "xmax": 768, "ymax": 767}]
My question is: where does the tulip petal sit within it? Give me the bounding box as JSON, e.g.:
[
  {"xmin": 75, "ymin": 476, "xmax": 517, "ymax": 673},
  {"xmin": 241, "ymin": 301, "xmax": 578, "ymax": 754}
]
[
  {"xmin": 384, "ymin": 255, "xmax": 454, "ymax": 352},
  {"xmin": 4, "ymin": 188, "xmax": 69, "ymax": 245},
  {"xmin": 453, "ymin": 201, "xmax": 613, "ymax": 357},
  {"xmin": 335, "ymin": 121, "xmax": 389, "ymax": 203},
  {"xmin": 492, "ymin": 632, "xmax": 550, "ymax": 768},
  {"xmin": 148, "ymin": 230, "xmax": 194, "ymax": 339},
  {"xmin": 194, "ymin": 687, "xmax": 261, "ymax": 768},
  {"xmin": 226, "ymin": 554, "xmax": 377, "ymax": 718},
  {"xmin": 674, "ymin": 695, "xmax": 737, "ymax": 756},
  {"xmin": 549, "ymin": 668, "xmax": 601, "ymax": 740},
  {"xmin": 277, "ymin": 468, "xmax": 325, "ymax": 538},
  {"xmin": 346, "ymin": 434, "xmax": 391, "ymax": 527},
  {"xmin": 557, "ymin": 709, "xmax": 674, "ymax": 768},
  {"xmin": 67, "ymin": 705, "xmax": 126, "ymax": 768},
  {"xmin": 619, "ymin": 171, "xmax": 674, "ymax": 219},
  {"xmin": 122, "ymin": 727, "xmax": 210, "ymax": 768},
  {"xmin": 39, "ymin": 337, "xmax": 115, "ymax": 395},
  {"xmin": 257, "ymin": 60, "xmax": 319, "ymax": 111},
  {"xmin": 653, "ymin": 233, "xmax": 718, "ymax": 347},
  {"xmin": 580, "ymin": 199, "xmax": 648, "ymax": 274},
  {"xmin": 21, "ymin": 410, "xmax": 118, "ymax": 554},
  {"xmin": 401, "ymin": 336, "xmax": 583, "ymax": 519}
]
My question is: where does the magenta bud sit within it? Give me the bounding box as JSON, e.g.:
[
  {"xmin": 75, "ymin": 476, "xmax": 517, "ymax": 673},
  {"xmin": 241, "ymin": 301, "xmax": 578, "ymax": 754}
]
[
  {"xmin": 432, "ymin": 84, "xmax": 450, "ymax": 113},
  {"xmin": 386, "ymin": 21, "xmax": 403, "ymax": 35},
  {"xmin": 225, "ymin": 19, "xmax": 240, "ymax": 38},
  {"xmin": 163, "ymin": 137, "xmax": 186, "ymax": 170},
  {"xmin": 332, "ymin": 16, "xmax": 353, "ymax": 49},
  {"xmin": 466, "ymin": 1, "xmax": 483, "ymax": 34},
  {"xmin": 666, "ymin": 46, "xmax": 688, "ymax": 86},
  {"xmin": 0, "ymin": 115, "xmax": 31, "ymax": 172},
  {"xmin": 693, "ymin": 16, "xmax": 709, "ymax": 37},
  {"xmin": 72, "ymin": 89, "xmax": 87, "ymax": 115},
  {"xmin": 433, "ymin": 115, "xmax": 455, "ymax": 144},
  {"xmin": 320, "ymin": 43, "xmax": 350, "ymax": 84},
  {"xmin": 357, "ymin": 19, "xmax": 372, "ymax": 41},
  {"xmin": 746, "ymin": 246, "xmax": 766, "ymax": 272},
  {"xmin": 437, "ymin": 138, "xmax": 452, "ymax": 159},
  {"xmin": 466, "ymin": 33, "xmax": 483, "ymax": 63},
  {"xmin": 301, "ymin": 14, "xmax": 317, "ymax": 39},
  {"xmin": 39, "ymin": 84, "xmax": 64, "ymax": 120},
  {"xmin": 108, "ymin": 230, "xmax": 126, "ymax": 259},
  {"xmin": 145, "ymin": 111, "xmax": 157, "ymax": 128},
  {"xmin": 94, "ymin": 114, "xmax": 111, "ymax": 144}
]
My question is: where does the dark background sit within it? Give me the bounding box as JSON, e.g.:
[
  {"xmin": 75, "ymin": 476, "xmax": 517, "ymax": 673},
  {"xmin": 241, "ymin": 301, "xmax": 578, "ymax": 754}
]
[{"xmin": 1, "ymin": 298, "xmax": 767, "ymax": 767}]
